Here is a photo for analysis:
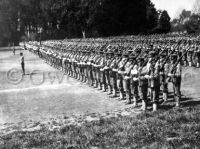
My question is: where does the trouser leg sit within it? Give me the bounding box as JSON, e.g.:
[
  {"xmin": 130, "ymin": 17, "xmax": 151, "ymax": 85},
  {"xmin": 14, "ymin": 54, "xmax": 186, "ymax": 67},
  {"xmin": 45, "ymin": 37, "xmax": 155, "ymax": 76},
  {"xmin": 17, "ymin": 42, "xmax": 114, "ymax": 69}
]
[
  {"xmin": 117, "ymin": 78, "xmax": 124, "ymax": 100},
  {"xmin": 131, "ymin": 82, "xmax": 139, "ymax": 107}
]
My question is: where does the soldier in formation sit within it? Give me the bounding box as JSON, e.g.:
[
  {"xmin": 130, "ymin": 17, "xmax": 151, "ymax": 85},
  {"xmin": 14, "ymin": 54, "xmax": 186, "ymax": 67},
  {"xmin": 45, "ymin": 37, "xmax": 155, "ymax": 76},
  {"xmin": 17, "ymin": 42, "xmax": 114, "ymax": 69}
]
[{"xmin": 23, "ymin": 35, "xmax": 200, "ymax": 111}]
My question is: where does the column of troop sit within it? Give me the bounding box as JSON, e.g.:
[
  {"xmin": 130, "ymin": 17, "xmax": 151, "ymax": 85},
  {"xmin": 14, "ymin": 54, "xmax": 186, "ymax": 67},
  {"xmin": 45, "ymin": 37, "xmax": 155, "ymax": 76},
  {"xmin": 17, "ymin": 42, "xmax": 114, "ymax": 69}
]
[{"xmin": 23, "ymin": 35, "xmax": 200, "ymax": 111}]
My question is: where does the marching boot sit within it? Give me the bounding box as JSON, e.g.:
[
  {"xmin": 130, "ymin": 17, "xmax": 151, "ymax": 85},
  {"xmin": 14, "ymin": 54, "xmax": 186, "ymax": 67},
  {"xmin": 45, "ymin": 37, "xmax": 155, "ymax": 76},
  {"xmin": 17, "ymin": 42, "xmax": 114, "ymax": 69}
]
[
  {"xmin": 77, "ymin": 74, "xmax": 80, "ymax": 80},
  {"xmin": 197, "ymin": 63, "xmax": 200, "ymax": 68},
  {"xmin": 126, "ymin": 92, "xmax": 131, "ymax": 104},
  {"xmin": 99, "ymin": 83, "xmax": 102, "ymax": 90},
  {"xmin": 82, "ymin": 75, "xmax": 84, "ymax": 82},
  {"xmin": 175, "ymin": 96, "xmax": 180, "ymax": 107},
  {"xmin": 133, "ymin": 96, "xmax": 138, "ymax": 108},
  {"xmin": 118, "ymin": 92, "xmax": 124, "ymax": 100},
  {"xmin": 84, "ymin": 76, "xmax": 87, "ymax": 83},
  {"xmin": 91, "ymin": 80, "xmax": 94, "ymax": 87},
  {"xmin": 103, "ymin": 84, "xmax": 107, "ymax": 92},
  {"xmin": 107, "ymin": 86, "xmax": 112, "ymax": 95},
  {"xmin": 141, "ymin": 100, "xmax": 147, "ymax": 111},
  {"xmin": 163, "ymin": 92, "xmax": 168, "ymax": 102},
  {"xmin": 111, "ymin": 89, "xmax": 117, "ymax": 98},
  {"xmin": 95, "ymin": 80, "xmax": 98, "ymax": 88},
  {"xmin": 153, "ymin": 103, "xmax": 158, "ymax": 112}
]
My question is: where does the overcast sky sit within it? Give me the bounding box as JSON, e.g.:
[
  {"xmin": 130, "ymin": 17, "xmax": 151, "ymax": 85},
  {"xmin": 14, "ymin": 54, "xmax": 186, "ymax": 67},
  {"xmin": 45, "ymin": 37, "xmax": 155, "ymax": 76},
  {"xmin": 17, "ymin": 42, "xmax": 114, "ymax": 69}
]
[{"xmin": 152, "ymin": 0, "xmax": 196, "ymax": 19}]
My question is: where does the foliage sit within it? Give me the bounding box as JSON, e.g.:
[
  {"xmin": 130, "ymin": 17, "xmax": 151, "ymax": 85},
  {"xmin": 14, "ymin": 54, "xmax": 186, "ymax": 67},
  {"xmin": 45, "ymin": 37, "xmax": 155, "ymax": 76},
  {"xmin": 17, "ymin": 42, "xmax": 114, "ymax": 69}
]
[
  {"xmin": 184, "ymin": 14, "xmax": 200, "ymax": 34},
  {"xmin": 192, "ymin": 0, "xmax": 200, "ymax": 14},
  {"xmin": 0, "ymin": 0, "xmax": 170, "ymax": 46},
  {"xmin": 171, "ymin": 5, "xmax": 200, "ymax": 34}
]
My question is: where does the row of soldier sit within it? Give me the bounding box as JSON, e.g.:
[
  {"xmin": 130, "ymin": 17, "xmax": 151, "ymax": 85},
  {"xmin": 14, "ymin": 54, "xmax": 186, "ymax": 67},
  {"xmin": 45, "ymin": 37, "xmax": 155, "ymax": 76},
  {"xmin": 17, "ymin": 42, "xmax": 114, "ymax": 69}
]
[{"xmin": 23, "ymin": 37, "xmax": 199, "ymax": 111}]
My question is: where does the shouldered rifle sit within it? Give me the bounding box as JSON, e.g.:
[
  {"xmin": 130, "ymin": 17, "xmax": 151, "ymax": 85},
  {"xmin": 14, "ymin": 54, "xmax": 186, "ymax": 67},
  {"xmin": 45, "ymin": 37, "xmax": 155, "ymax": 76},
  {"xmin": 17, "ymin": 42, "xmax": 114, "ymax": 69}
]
[{"xmin": 171, "ymin": 46, "xmax": 191, "ymax": 73}]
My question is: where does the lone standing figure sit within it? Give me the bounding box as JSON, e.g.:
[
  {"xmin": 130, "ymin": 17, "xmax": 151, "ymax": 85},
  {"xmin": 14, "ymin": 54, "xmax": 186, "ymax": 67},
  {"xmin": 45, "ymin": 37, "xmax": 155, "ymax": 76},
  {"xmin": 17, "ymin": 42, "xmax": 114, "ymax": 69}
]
[{"xmin": 20, "ymin": 52, "xmax": 25, "ymax": 75}]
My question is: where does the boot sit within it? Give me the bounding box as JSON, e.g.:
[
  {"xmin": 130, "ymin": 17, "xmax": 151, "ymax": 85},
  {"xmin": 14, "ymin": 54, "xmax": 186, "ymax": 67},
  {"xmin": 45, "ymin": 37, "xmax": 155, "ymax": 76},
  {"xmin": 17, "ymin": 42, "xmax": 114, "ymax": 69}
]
[
  {"xmin": 111, "ymin": 89, "xmax": 117, "ymax": 98},
  {"xmin": 99, "ymin": 83, "xmax": 102, "ymax": 90},
  {"xmin": 141, "ymin": 100, "xmax": 147, "ymax": 111},
  {"xmin": 126, "ymin": 92, "xmax": 131, "ymax": 104},
  {"xmin": 84, "ymin": 76, "xmax": 87, "ymax": 83},
  {"xmin": 197, "ymin": 63, "xmax": 200, "ymax": 68},
  {"xmin": 176, "ymin": 96, "xmax": 180, "ymax": 107},
  {"xmin": 103, "ymin": 84, "xmax": 107, "ymax": 92},
  {"xmin": 107, "ymin": 86, "xmax": 112, "ymax": 95},
  {"xmin": 95, "ymin": 80, "xmax": 98, "ymax": 88},
  {"xmin": 118, "ymin": 92, "xmax": 124, "ymax": 100},
  {"xmin": 153, "ymin": 103, "xmax": 158, "ymax": 111},
  {"xmin": 91, "ymin": 80, "xmax": 94, "ymax": 86},
  {"xmin": 133, "ymin": 96, "xmax": 138, "ymax": 107},
  {"xmin": 163, "ymin": 92, "xmax": 168, "ymax": 102}
]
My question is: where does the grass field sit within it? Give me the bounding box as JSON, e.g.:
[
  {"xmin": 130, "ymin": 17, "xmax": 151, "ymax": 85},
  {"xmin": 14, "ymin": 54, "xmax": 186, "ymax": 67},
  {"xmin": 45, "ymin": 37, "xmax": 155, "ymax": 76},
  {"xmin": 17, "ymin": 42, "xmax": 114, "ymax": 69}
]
[
  {"xmin": 1, "ymin": 106, "xmax": 200, "ymax": 149},
  {"xmin": 0, "ymin": 49, "xmax": 200, "ymax": 148}
]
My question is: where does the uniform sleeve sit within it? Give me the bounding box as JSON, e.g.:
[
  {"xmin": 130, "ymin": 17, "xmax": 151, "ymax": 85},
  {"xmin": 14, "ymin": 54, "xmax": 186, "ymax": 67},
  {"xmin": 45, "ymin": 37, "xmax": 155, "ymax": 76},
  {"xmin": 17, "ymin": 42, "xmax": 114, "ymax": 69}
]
[{"xmin": 175, "ymin": 63, "xmax": 182, "ymax": 76}]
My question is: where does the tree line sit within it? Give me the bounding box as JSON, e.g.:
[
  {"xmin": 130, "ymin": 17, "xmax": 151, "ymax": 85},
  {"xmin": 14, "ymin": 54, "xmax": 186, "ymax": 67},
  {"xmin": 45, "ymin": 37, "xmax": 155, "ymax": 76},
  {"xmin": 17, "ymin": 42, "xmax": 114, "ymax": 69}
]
[
  {"xmin": 171, "ymin": 0, "xmax": 200, "ymax": 34},
  {"xmin": 0, "ymin": 0, "xmax": 171, "ymax": 46}
]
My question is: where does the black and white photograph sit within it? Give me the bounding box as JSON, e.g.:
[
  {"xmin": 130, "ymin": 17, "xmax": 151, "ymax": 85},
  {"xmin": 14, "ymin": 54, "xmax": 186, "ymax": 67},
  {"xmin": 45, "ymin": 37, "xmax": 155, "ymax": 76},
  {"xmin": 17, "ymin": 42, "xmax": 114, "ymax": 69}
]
[{"xmin": 0, "ymin": 0, "xmax": 200, "ymax": 148}]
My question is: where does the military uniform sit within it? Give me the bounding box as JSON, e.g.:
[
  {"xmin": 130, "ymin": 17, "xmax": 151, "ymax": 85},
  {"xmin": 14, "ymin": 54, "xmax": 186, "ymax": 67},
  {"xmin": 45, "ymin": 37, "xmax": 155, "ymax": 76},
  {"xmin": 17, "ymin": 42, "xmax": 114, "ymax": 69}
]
[
  {"xmin": 160, "ymin": 53, "xmax": 169, "ymax": 102},
  {"xmin": 123, "ymin": 54, "xmax": 134, "ymax": 104},
  {"xmin": 117, "ymin": 55, "xmax": 128, "ymax": 100},
  {"xmin": 137, "ymin": 57, "xmax": 149, "ymax": 111},
  {"xmin": 130, "ymin": 61, "xmax": 139, "ymax": 107},
  {"xmin": 149, "ymin": 58, "xmax": 160, "ymax": 111},
  {"xmin": 95, "ymin": 51, "xmax": 104, "ymax": 90},
  {"xmin": 104, "ymin": 52, "xmax": 114, "ymax": 94},
  {"xmin": 110, "ymin": 52, "xmax": 122, "ymax": 97},
  {"xmin": 168, "ymin": 54, "xmax": 182, "ymax": 107}
]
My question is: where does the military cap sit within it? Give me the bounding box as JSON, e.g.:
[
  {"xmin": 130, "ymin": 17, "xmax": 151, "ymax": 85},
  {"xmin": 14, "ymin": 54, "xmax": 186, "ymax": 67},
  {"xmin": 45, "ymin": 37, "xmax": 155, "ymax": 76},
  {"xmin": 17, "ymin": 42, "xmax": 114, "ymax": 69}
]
[
  {"xmin": 123, "ymin": 53, "xmax": 129, "ymax": 57},
  {"xmin": 171, "ymin": 54, "xmax": 178, "ymax": 59},
  {"xmin": 116, "ymin": 52, "xmax": 122, "ymax": 56},
  {"xmin": 138, "ymin": 57, "xmax": 144, "ymax": 61},
  {"xmin": 129, "ymin": 54, "xmax": 136, "ymax": 59},
  {"xmin": 148, "ymin": 51, "xmax": 155, "ymax": 57},
  {"xmin": 128, "ymin": 50, "xmax": 134, "ymax": 54},
  {"xmin": 99, "ymin": 51, "xmax": 104, "ymax": 54},
  {"xmin": 160, "ymin": 53, "xmax": 167, "ymax": 58},
  {"xmin": 106, "ymin": 51, "xmax": 113, "ymax": 54}
]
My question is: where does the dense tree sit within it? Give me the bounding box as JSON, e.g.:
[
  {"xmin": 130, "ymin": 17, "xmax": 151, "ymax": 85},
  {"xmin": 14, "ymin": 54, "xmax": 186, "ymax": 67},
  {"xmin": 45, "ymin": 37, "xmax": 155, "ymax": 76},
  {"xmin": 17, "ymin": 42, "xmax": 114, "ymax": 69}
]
[
  {"xmin": 0, "ymin": 0, "xmax": 169, "ymax": 46},
  {"xmin": 171, "ymin": 8, "xmax": 200, "ymax": 34},
  {"xmin": 184, "ymin": 14, "xmax": 200, "ymax": 34},
  {"xmin": 158, "ymin": 10, "xmax": 171, "ymax": 33},
  {"xmin": 193, "ymin": 0, "xmax": 200, "ymax": 14}
]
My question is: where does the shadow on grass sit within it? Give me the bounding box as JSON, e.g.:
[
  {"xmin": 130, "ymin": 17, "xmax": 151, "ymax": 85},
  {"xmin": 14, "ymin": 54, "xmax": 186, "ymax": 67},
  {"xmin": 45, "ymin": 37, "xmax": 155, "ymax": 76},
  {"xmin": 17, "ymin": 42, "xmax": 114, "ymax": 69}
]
[{"xmin": 159, "ymin": 95, "xmax": 200, "ymax": 111}]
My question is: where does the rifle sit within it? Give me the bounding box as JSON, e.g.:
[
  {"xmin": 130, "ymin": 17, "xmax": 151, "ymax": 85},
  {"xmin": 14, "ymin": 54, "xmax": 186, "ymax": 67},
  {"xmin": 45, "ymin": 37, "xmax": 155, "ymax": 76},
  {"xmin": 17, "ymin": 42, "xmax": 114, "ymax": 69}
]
[{"xmin": 171, "ymin": 46, "xmax": 191, "ymax": 73}]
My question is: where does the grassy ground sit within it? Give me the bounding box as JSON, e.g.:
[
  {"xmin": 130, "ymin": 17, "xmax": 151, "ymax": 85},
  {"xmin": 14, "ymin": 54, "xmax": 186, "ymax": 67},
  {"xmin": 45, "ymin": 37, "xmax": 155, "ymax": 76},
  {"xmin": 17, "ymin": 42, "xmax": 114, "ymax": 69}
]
[{"xmin": 1, "ymin": 105, "xmax": 200, "ymax": 149}]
